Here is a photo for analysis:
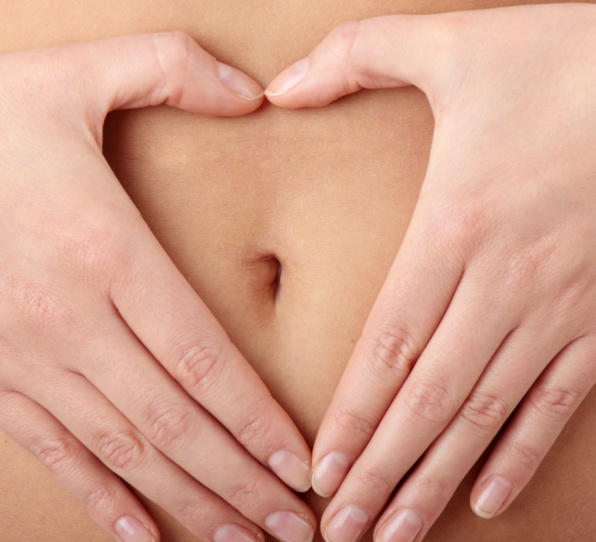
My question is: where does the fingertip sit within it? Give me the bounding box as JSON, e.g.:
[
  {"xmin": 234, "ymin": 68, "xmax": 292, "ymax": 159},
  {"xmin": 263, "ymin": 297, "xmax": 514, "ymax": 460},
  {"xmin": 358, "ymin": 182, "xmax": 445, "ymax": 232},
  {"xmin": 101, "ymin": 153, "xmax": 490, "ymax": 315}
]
[
  {"xmin": 214, "ymin": 524, "xmax": 264, "ymax": 542},
  {"xmin": 264, "ymin": 511, "xmax": 316, "ymax": 542},
  {"xmin": 217, "ymin": 62, "xmax": 265, "ymax": 103},
  {"xmin": 115, "ymin": 515, "xmax": 159, "ymax": 542},
  {"xmin": 311, "ymin": 452, "xmax": 351, "ymax": 498},
  {"xmin": 268, "ymin": 450, "xmax": 313, "ymax": 493},
  {"xmin": 264, "ymin": 57, "xmax": 309, "ymax": 100},
  {"xmin": 471, "ymin": 476, "xmax": 513, "ymax": 519}
]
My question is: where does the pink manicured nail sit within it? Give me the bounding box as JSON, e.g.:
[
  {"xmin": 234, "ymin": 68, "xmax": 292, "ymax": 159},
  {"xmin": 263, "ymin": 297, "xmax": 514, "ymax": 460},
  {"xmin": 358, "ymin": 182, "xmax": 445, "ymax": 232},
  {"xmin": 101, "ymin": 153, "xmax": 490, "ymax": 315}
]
[
  {"xmin": 265, "ymin": 511, "xmax": 314, "ymax": 542},
  {"xmin": 213, "ymin": 524, "xmax": 260, "ymax": 542},
  {"xmin": 265, "ymin": 58, "xmax": 309, "ymax": 96},
  {"xmin": 217, "ymin": 62, "xmax": 263, "ymax": 100},
  {"xmin": 312, "ymin": 452, "xmax": 351, "ymax": 497},
  {"xmin": 324, "ymin": 506, "xmax": 369, "ymax": 542},
  {"xmin": 269, "ymin": 450, "xmax": 312, "ymax": 492},
  {"xmin": 377, "ymin": 509, "xmax": 423, "ymax": 542},
  {"xmin": 115, "ymin": 516, "xmax": 155, "ymax": 542},
  {"xmin": 473, "ymin": 476, "xmax": 513, "ymax": 518}
]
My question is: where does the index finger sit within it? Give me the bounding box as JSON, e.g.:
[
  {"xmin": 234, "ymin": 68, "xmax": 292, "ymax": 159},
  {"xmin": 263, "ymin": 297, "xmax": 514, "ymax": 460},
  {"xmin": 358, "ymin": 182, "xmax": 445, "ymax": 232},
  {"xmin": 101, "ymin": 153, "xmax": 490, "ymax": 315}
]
[
  {"xmin": 310, "ymin": 205, "xmax": 462, "ymax": 497},
  {"xmin": 55, "ymin": 31, "xmax": 311, "ymax": 491},
  {"xmin": 109, "ymin": 220, "xmax": 312, "ymax": 493},
  {"xmin": 265, "ymin": 12, "xmax": 461, "ymax": 497}
]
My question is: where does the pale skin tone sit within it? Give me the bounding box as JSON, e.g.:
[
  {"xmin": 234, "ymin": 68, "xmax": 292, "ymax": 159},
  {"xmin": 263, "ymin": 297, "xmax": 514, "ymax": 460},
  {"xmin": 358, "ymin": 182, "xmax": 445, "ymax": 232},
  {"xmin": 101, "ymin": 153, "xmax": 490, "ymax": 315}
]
[{"xmin": 1, "ymin": 3, "xmax": 596, "ymax": 542}]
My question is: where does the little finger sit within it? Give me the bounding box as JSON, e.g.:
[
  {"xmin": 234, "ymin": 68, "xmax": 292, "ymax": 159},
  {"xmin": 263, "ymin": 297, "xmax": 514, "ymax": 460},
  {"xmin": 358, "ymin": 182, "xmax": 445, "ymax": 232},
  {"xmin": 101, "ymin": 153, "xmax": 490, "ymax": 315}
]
[
  {"xmin": 109, "ymin": 231, "xmax": 312, "ymax": 492},
  {"xmin": 311, "ymin": 207, "xmax": 464, "ymax": 497},
  {"xmin": 471, "ymin": 335, "xmax": 596, "ymax": 519},
  {"xmin": 29, "ymin": 373, "xmax": 270, "ymax": 542},
  {"xmin": 78, "ymin": 316, "xmax": 314, "ymax": 526},
  {"xmin": 372, "ymin": 324, "xmax": 566, "ymax": 542},
  {"xmin": 320, "ymin": 283, "xmax": 515, "ymax": 542},
  {"xmin": 0, "ymin": 388, "xmax": 159, "ymax": 542}
]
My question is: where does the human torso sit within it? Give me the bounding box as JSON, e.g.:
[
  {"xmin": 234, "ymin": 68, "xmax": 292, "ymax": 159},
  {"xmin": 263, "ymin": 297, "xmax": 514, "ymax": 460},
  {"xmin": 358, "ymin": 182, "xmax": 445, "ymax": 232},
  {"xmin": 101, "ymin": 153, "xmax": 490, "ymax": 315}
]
[{"xmin": 1, "ymin": 1, "xmax": 595, "ymax": 540}]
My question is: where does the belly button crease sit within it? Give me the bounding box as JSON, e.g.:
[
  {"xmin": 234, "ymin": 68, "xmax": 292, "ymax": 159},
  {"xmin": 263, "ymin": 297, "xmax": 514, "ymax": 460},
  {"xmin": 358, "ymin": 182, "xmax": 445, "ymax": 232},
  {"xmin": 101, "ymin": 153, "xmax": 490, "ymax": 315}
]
[{"xmin": 271, "ymin": 256, "xmax": 282, "ymax": 301}]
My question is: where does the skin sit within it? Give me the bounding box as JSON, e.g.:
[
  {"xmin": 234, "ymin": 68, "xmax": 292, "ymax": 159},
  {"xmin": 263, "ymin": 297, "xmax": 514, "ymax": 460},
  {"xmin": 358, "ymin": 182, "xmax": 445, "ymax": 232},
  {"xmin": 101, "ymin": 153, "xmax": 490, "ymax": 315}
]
[
  {"xmin": 0, "ymin": 33, "xmax": 315, "ymax": 542},
  {"xmin": 267, "ymin": 4, "xmax": 596, "ymax": 542},
  {"xmin": 1, "ymin": 2, "xmax": 596, "ymax": 542}
]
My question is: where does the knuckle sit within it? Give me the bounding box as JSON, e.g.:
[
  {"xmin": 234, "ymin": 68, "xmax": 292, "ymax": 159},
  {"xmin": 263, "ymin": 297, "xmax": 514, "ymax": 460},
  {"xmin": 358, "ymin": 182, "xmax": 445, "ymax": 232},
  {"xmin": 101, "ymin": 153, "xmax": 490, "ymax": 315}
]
[
  {"xmin": 174, "ymin": 497, "xmax": 235, "ymax": 536},
  {"xmin": 365, "ymin": 325, "xmax": 419, "ymax": 378},
  {"xmin": 151, "ymin": 31, "xmax": 194, "ymax": 107},
  {"xmin": 144, "ymin": 402, "xmax": 194, "ymax": 450},
  {"xmin": 423, "ymin": 193, "xmax": 494, "ymax": 258},
  {"xmin": 553, "ymin": 279, "xmax": 592, "ymax": 319},
  {"xmin": 33, "ymin": 435, "xmax": 80, "ymax": 473},
  {"xmin": 327, "ymin": 21, "xmax": 360, "ymax": 61},
  {"xmin": 176, "ymin": 497, "xmax": 208, "ymax": 528},
  {"xmin": 173, "ymin": 340, "xmax": 227, "ymax": 394},
  {"xmin": 325, "ymin": 20, "xmax": 363, "ymax": 94},
  {"xmin": 96, "ymin": 430, "xmax": 146, "ymax": 472},
  {"xmin": 423, "ymin": 14, "xmax": 472, "ymax": 110},
  {"xmin": 500, "ymin": 252, "xmax": 540, "ymax": 293},
  {"xmin": 403, "ymin": 378, "xmax": 456, "ymax": 425},
  {"xmin": 156, "ymin": 30, "xmax": 193, "ymax": 51},
  {"xmin": 459, "ymin": 391, "xmax": 509, "ymax": 435},
  {"xmin": 60, "ymin": 223, "xmax": 129, "ymax": 281},
  {"xmin": 1, "ymin": 278, "xmax": 74, "ymax": 331},
  {"xmin": 176, "ymin": 498, "xmax": 201, "ymax": 522},
  {"xmin": 416, "ymin": 208, "xmax": 460, "ymax": 263},
  {"xmin": 226, "ymin": 473, "xmax": 261, "ymax": 512},
  {"xmin": 499, "ymin": 236, "xmax": 556, "ymax": 295},
  {"xmin": 413, "ymin": 473, "xmax": 452, "ymax": 506},
  {"xmin": 235, "ymin": 400, "xmax": 274, "ymax": 450},
  {"xmin": 440, "ymin": 202, "xmax": 484, "ymax": 249},
  {"xmin": 437, "ymin": 13, "xmax": 470, "ymax": 57},
  {"xmin": 507, "ymin": 438, "xmax": 542, "ymax": 472},
  {"xmin": 84, "ymin": 483, "xmax": 118, "ymax": 514},
  {"xmin": 356, "ymin": 465, "xmax": 395, "ymax": 496},
  {"xmin": 531, "ymin": 386, "xmax": 581, "ymax": 421},
  {"xmin": 332, "ymin": 402, "xmax": 377, "ymax": 442}
]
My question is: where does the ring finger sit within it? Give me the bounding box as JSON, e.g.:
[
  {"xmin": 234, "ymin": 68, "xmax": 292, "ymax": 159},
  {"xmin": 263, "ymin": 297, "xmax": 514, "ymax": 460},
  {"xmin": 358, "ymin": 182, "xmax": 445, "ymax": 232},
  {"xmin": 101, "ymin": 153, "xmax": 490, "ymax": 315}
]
[
  {"xmin": 76, "ymin": 316, "xmax": 313, "ymax": 528},
  {"xmin": 0, "ymin": 388, "xmax": 160, "ymax": 542},
  {"xmin": 373, "ymin": 324, "xmax": 573, "ymax": 542},
  {"xmin": 320, "ymin": 282, "xmax": 515, "ymax": 542},
  {"xmin": 30, "ymin": 372, "xmax": 269, "ymax": 542},
  {"xmin": 470, "ymin": 334, "xmax": 596, "ymax": 520}
]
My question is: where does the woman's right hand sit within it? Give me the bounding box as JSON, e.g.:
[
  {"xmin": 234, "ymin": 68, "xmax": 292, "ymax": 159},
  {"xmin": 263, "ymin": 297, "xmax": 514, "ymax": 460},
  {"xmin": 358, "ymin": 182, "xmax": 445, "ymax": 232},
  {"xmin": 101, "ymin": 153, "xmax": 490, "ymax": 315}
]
[{"xmin": 0, "ymin": 33, "xmax": 315, "ymax": 542}]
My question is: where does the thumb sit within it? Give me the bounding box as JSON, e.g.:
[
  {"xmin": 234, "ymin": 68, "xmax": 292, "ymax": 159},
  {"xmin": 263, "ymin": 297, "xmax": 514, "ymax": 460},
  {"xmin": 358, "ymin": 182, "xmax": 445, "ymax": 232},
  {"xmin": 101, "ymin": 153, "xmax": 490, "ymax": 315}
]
[
  {"xmin": 27, "ymin": 32, "xmax": 264, "ymax": 118},
  {"xmin": 265, "ymin": 15, "xmax": 450, "ymax": 109}
]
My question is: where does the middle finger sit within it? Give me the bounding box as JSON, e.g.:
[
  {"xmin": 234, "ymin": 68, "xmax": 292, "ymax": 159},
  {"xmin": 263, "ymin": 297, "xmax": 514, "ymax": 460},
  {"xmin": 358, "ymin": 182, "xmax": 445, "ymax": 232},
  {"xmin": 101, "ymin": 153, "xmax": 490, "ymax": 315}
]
[
  {"xmin": 29, "ymin": 371, "xmax": 267, "ymax": 541},
  {"xmin": 321, "ymin": 280, "xmax": 515, "ymax": 542},
  {"xmin": 67, "ymin": 316, "xmax": 315, "ymax": 540},
  {"xmin": 374, "ymin": 321, "xmax": 568, "ymax": 542}
]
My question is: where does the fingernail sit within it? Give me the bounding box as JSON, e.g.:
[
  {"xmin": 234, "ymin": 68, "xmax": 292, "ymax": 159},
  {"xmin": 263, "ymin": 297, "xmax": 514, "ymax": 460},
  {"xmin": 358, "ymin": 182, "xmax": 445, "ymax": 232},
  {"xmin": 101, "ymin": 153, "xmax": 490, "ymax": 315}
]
[
  {"xmin": 115, "ymin": 516, "xmax": 155, "ymax": 542},
  {"xmin": 377, "ymin": 509, "xmax": 423, "ymax": 542},
  {"xmin": 265, "ymin": 58, "xmax": 309, "ymax": 97},
  {"xmin": 265, "ymin": 511, "xmax": 314, "ymax": 542},
  {"xmin": 269, "ymin": 450, "xmax": 312, "ymax": 492},
  {"xmin": 217, "ymin": 62, "xmax": 264, "ymax": 100},
  {"xmin": 312, "ymin": 452, "xmax": 351, "ymax": 498},
  {"xmin": 214, "ymin": 524, "xmax": 260, "ymax": 542},
  {"xmin": 473, "ymin": 476, "xmax": 512, "ymax": 519},
  {"xmin": 324, "ymin": 506, "xmax": 369, "ymax": 542}
]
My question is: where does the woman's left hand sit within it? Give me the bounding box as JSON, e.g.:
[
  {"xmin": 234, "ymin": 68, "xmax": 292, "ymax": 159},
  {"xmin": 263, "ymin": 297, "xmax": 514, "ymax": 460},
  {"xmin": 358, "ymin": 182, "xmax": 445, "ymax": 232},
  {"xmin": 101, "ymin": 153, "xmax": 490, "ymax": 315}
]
[{"xmin": 267, "ymin": 4, "xmax": 596, "ymax": 541}]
